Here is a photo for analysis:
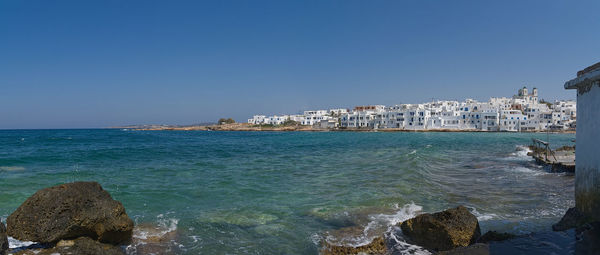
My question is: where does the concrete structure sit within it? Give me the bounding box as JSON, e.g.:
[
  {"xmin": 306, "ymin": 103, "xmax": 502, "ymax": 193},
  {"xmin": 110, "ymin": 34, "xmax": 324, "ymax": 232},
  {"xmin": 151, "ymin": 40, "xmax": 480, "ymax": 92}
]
[{"xmin": 565, "ymin": 62, "xmax": 600, "ymax": 222}]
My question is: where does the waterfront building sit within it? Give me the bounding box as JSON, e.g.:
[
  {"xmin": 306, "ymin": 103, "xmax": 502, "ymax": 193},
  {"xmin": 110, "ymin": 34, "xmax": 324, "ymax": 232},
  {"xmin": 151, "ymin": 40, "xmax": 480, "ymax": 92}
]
[
  {"xmin": 302, "ymin": 110, "xmax": 331, "ymax": 126},
  {"xmin": 249, "ymin": 87, "xmax": 575, "ymax": 132},
  {"xmin": 565, "ymin": 62, "xmax": 600, "ymax": 222}
]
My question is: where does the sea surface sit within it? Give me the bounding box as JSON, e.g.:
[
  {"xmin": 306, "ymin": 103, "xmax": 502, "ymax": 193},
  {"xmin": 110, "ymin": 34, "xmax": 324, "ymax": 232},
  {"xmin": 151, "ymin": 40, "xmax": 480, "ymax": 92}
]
[{"xmin": 0, "ymin": 130, "xmax": 576, "ymax": 254}]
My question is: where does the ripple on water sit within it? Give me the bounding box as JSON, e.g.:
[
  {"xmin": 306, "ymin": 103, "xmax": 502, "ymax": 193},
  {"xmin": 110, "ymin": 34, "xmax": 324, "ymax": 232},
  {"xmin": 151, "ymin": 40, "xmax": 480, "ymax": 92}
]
[{"xmin": 0, "ymin": 130, "xmax": 577, "ymax": 254}]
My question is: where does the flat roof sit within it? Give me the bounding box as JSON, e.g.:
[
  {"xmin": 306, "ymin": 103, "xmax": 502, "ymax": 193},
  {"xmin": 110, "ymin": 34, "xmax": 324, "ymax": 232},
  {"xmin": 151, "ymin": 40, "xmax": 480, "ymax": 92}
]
[{"xmin": 565, "ymin": 68, "xmax": 600, "ymax": 90}]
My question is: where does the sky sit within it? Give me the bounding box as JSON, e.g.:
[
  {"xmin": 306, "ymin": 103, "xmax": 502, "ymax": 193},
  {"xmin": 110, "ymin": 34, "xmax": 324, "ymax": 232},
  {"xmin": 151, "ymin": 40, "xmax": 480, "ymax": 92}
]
[{"xmin": 1, "ymin": 0, "xmax": 599, "ymax": 129}]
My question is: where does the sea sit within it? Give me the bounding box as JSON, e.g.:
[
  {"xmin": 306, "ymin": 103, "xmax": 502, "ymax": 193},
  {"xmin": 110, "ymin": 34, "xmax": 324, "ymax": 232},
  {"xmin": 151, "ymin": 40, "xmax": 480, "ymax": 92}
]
[{"xmin": 0, "ymin": 129, "xmax": 576, "ymax": 254}]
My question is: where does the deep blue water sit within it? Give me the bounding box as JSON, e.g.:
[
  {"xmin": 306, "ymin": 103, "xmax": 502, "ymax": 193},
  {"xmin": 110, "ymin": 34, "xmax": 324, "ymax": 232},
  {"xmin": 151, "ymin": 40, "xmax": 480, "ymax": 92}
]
[{"xmin": 0, "ymin": 130, "xmax": 576, "ymax": 254}]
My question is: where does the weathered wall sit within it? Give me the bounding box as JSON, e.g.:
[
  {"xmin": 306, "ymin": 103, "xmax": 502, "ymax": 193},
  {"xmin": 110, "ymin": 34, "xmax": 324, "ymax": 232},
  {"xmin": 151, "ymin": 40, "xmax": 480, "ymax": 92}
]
[{"xmin": 575, "ymin": 82, "xmax": 600, "ymax": 221}]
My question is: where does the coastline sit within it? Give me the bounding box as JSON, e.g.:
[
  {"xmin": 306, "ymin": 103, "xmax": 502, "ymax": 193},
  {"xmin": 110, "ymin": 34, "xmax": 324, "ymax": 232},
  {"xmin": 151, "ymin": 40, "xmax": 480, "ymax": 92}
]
[{"xmin": 111, "ymin": 123, "xmax": 576, "ymax": 134}]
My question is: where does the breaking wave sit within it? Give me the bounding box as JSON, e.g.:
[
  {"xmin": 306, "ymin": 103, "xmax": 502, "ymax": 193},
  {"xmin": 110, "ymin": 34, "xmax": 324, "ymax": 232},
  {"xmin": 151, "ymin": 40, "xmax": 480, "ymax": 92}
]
[{"xmin": 321, "ymin": 202, "xmax": 426, "ymax": 251}]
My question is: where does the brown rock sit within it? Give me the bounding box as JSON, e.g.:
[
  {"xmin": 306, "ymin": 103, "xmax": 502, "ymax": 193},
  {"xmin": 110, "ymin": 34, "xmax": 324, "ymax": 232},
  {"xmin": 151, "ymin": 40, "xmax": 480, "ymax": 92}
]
[
  {"xmin": 321, "ymin": 236, "xmax": 388, "ymax": 255},
  {"xmin": 1, "ymin": 222, "xmax": 7, "ymax": 255},
  {"xmin": 399, "ymin": 206, "xmax": 481, "ymax": 252},
  {"xmin": 7, "ymin": 182, "xmax": 133, "ymax": 244},
  {"xmin": 12, "ymin": 236, "xmax": 125, "ymax": 255}
]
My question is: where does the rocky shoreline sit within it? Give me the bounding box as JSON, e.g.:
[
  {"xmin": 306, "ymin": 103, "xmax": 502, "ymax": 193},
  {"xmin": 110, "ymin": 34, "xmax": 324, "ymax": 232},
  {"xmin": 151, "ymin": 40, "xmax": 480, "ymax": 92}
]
[
  {"xmin": 113, "ymin": 123, "xmax": 576, "ymax": 133},
  {"xmin": 320, "ymin": 205, "xmax": 599, "ymax": 255}
]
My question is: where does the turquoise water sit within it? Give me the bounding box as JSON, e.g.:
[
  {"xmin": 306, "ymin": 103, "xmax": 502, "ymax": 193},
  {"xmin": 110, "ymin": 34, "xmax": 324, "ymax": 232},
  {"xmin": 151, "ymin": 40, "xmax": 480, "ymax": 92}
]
[{"xmin": 0, "ymin": 130, "xmax": 576, "ymax": 254}]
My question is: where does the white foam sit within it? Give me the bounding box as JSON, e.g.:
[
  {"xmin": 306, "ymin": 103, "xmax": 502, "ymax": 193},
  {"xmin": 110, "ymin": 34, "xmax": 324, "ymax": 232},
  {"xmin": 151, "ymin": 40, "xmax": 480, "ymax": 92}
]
[
  {"xmin": 504, "ymin": 145, "xmax": 533, "ymax": 161},
  {"xmin": 388, "ymin": 227, "xmax": 432, "ymax": 255},
  {"xmin": 190, "ymin": 235, "xmax": 200, "ymax": 243},
  {"xmin": 408, "ymin": 150, "xmax": 417, "ymax": 155},
  {"xmin": 132, "ymin": 214, "xmax": 179, "ymax": 240},
  {"xmin": 467, "ymin": 207, "xmax": 498, "ymax": 221},
  {"xmin": 310, "ymin": 233, "xmax": 323, "ymax": 246},
  {"xmin": 323, "ymin": 202, "xmax": 423, "ymax": 248},
  {"xmin": 370, "ymin": 202, "xmax": 423, "ymax": 227},
  {"xmin": 7, "ymin": 236, "xmax": 36, "ymax": 249},
  {"xmin": 508, "ymin": 166, "xmax": 546, "ymax": 176}
]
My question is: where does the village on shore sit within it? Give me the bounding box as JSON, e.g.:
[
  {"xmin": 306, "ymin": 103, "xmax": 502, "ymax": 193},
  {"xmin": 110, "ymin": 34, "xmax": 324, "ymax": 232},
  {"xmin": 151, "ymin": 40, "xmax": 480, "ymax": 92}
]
[
  {"xmin": 120, "ymin": 86, "xmax": 576, "ymax": 133},
  {"xmin": 247, "ymin": 86, "xmax": 576, "ymax": 132}
]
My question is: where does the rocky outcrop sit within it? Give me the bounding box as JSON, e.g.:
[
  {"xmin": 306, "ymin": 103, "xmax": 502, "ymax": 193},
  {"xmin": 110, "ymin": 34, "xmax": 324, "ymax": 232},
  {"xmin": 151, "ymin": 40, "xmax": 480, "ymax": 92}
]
[
  {"xmin": 400, "ymin": 206, "xmax": 481, "ymax": 252},
  {"xmin": 12, "ymin": 237, "xmax": 125, "ymax": 255},
  {"xmin": 7, "ymin": 182, "xmax": 134, "ymax": 244},
  {"xmin": 1, "ymin": 222, "xmax": 7, "ymax": 255},
  {"xmin": 321, "ymin": 236, "xmax": 388, "ymax": 255},
  {"xmin": 477, "ymin": 231, "xmax": 516, "ymax": 243},
  {"xmin": 552, "ymin": 207, "xmax": 587, "ymax": 231}
]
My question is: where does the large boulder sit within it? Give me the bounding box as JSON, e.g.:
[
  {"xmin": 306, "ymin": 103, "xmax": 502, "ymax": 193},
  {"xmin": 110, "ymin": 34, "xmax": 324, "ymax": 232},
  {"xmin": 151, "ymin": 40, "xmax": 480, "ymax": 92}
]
[
  {"xmin": 1, "ymin": 222, "xmax": 7, "ymax": 255},
  {"xmin": 400, "ymin": 206, "xmax": 481, "ymax": 252},
  {"xmin": 7, "ymin": 182, "xmax": 133, "ymax": 244},
  {"xmin": 12, "ymin": 237, "xmax": 125, "ymax": 255}
]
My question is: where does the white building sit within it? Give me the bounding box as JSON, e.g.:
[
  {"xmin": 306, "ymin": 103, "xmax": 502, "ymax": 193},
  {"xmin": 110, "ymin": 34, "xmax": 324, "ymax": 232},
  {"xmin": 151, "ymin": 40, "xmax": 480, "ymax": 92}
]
[
  {"xmin": 249, "ymin": 87, "xmax": 575, "ymax": 131},
  {"xmin": 564, "ymin": 62, "xmax": 600, "ymax": 222}
]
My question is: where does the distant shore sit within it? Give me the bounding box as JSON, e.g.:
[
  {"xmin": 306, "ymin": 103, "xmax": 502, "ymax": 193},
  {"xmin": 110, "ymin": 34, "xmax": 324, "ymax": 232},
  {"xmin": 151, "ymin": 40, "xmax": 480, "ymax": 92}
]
[{"xmin": 111, "ymin": 123, "xmax": 576, "ymax": 133}]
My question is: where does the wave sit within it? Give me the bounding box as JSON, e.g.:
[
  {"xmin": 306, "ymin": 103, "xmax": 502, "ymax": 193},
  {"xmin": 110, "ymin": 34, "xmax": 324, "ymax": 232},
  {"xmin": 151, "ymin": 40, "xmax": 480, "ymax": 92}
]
[
  {"xmin": 322, "ymin": 202, "xmax": 423, "ymax": 248},
  {"xmin": 508, "ymin": 166, "xmax": 547, "ymax": 176},
  {"xmin": 503, "ymin": 145, "xmax": 533, "ymax": 161},
  {"xmin": 467, "ymin": 207, "xmax": 498, "ymax": 221},
  {"xmin": 388, "ymin": 227, "xmax": 432, "ymax": 255},
  {"xmin": 0, "ymin": 166, "xmax": 25, "ymax": 171},
  {"xmin": 126, "ymin": 213, "xmax": 181, "ymax": 255}
]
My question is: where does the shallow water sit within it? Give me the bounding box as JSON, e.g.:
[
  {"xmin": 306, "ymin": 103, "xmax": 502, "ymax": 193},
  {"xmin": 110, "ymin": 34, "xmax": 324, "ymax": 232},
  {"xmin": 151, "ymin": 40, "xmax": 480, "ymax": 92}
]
[{"xmin": 0, "ymin": 130, "xmax": 576, "ymax": 254}]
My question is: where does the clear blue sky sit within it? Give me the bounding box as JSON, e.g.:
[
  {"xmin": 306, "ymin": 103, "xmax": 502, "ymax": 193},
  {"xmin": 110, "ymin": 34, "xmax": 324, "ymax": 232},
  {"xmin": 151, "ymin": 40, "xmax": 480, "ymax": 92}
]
[{"xmin": 1, "ymin": 0, "xmax": 598, "ymax": 129}]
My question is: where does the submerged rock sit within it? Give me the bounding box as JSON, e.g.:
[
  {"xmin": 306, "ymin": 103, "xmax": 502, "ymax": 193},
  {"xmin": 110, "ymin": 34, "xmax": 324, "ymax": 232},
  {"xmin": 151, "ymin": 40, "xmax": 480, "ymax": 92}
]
[
  {"xmin": 399, "ymin": 206, "xmax": 481, "ymax": 252},
  {"xmin": 1, "ymin": 222, "xmax": 7, "ymax": 255},
  {"xmin": 477, "ymin": 231, "xmax": 517, "ymax": 243},
  {"xmin": 321, "ymin": 236, "xmax": 388, "ymax": 255},
  {"xmin": 126, "ymin": 223, "xmax": 181, "ymax": 255},
  {"xmin": 553, "ymin": 207, "xmax": 587, "ymax": 231},
  {"xmin": 437, "ymin": 243, "xmax": 489, "ymax": 255},
  {"xmin": 7, "ymin": 182, "xmax": 134, "ymax": 244},
  {"xmin": 12, "ymin": 237, "xmax": 125, "ymax": 255}
]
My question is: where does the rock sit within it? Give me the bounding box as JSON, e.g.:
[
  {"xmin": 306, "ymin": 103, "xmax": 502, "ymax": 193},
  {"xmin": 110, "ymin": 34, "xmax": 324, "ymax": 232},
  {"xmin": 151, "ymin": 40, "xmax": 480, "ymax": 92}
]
[
  {"xmin": 575, "ymin": 222, "xmax": 600, "ymax": 254},
  {"xmin": 7, "ymin": 182, "xmax": 134, "ymax": 244},
  {"xmin": 552, "ymin": 207, "xmax": 587, "ymax": 231},
  {"xmin": 12, "ymin": 236, "xmax": 125, "ymax": 255},
  {"xmin": 437, "ymin": 243, "xmax": 489, "ymax": 255},
  {"xmin": 126, "ymin": 223, "xmax": 182, "ymax": 255},
  {"xmin": 399, "ymin": 206, "xmax": 481, "ymax": 252},
  {"xmin": 477, "ymin": 231, "xmax": 517, "ymax": 243},
  {"xmin": 1, "ymin": 222, "xmax": 7, "ymax": 255},
  {"xmin": 321, "ymin": 236, "xmax": 388, "ymax": 255}
]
